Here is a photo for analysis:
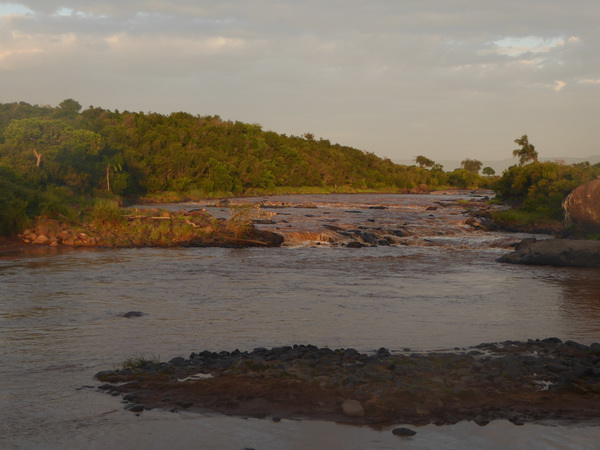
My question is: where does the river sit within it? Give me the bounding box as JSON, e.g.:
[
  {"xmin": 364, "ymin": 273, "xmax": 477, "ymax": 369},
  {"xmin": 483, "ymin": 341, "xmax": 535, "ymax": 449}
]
[{"xmin": 1, "ymin": 193, "xmax": 599, "ymax": 449}]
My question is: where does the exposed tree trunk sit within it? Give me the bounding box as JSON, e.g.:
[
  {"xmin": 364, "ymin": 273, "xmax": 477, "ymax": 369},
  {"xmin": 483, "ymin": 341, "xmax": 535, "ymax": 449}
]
[
  {"xmin": 32, "ymin": 149, "xmax": 42, "ymax": 167},
  {"xmin": 106, "ymin": 165, "xmax": 111, "ymax": 192}
]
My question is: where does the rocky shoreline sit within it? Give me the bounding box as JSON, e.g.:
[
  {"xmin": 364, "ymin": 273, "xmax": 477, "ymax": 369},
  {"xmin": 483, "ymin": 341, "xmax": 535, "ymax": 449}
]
[{"xmin": 96, "ymin": 338, "xmax": 600, "ymax": 427}]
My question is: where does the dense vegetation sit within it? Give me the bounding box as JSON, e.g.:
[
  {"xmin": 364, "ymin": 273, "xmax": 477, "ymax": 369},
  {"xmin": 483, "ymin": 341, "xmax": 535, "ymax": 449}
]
[
  {"xmin": 2, "ymin": 101, "xmax": 597, "ymax": 238},
  {"xmin": 491, "ymin": 136, "xmax": 600, "ymax": 232},
  {"xmin": 0, "ymin": 99, "xmax": 492, "ymax": 235}
]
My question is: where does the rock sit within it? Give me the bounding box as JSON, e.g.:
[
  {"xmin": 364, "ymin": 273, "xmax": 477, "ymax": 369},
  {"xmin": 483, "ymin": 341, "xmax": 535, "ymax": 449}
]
[
  {"xmin": 498, "ymin": 239, "xmax": 600, "ymax": 268},
  {"xmin": 33, "ymin": 235, "xmax": 50, "ymax": 244},
  {"xmin": 563, "ymin": 178, "xmax": 600, "ymax": 234},
  {"xmin": 346, "ymin": 241, "xmax": 364, "ymax": 248},
  {"xmin": 94, "ymin": 370, "xmax": 115, "ymax": 379},
  {"xmin": 58, "ymin": 230, "xmax": 73, "ymax": 241},
  {"xmin": 169, "ymin": 357, "xmax": 187, "ymax": 367},
  {"xmin": 126, "ymin": 404, "xmax": 145, "ymax": 413},
  {"xmin": 341, "ymin": 399, "xmax": 365, "ymax": 417},
  {"xmin": 392, "ymin": 427, "xmax": 417, "ymax": 436},
  {"xmin": 123, "ymin": 311, "xmax": 144, "ymax": 318},
  {"xmin": 249, "ymin": 229, "xmax": 284, "ymax": 247}
]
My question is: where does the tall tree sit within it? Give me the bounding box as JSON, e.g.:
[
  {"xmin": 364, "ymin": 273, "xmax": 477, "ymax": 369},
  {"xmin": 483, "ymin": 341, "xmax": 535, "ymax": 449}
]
[
  {"xmin": 415, "ymin": 155, "xmax": 435, "ymax": 169},
  {"xmin": 461, "ymin": 158, "xmax": 483, "ymax": 174},
  {"xmin": 482, "ymin": 166, "xmax": 496, "ymax": 176},
  {"xmin": 513, "ymin": 135, "xmax": 538, "ymax": 166}
]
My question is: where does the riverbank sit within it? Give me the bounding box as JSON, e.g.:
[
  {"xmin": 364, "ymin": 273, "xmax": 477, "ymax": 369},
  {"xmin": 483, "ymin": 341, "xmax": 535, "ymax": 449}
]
[
  {"xmin": 96, "ymin": 338, "xmax": 600, "ymax": 427},
  {"xmin": 14, "ymin": 206, "xmax": 283, "ymax": 250}
]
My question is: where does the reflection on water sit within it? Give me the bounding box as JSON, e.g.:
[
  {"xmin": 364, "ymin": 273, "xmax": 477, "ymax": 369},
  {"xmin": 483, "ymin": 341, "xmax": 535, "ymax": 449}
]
[{"xmin": 2, "ymin": 193, "xmax": 600, "ymax": 449}]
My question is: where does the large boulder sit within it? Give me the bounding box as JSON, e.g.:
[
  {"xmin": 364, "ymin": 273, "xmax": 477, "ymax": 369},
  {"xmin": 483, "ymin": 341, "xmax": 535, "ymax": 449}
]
[
  {"xmin": 499, "ymin": 239, "xmax": 600, "ymax": 268},
  {"xmin": 563, "ymin": 178, "xmax": 600, "ymax": 234}
]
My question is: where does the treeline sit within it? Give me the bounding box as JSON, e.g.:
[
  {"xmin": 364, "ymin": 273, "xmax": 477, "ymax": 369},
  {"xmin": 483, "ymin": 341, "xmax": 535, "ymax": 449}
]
[
  {"xmin": 7, "ymin": 100, "xmax": 596, "ymax": 237},
  {"xmin": 0, "ymin": 99, "xmax": 442, "ymax": 197},
  {"xmin": 495, "ymin": 161, "xmax": 600, "ymax": 219},
  {"xmin": 0, "ymin": 99, "xmax": 492, "ymax": 234}
]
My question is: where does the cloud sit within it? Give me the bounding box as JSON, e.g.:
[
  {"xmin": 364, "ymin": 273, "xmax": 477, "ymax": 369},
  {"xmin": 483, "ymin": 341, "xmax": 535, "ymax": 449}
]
[{"xmin": 1, "ymin": 1, "xmax": 600, "ymax": 161}]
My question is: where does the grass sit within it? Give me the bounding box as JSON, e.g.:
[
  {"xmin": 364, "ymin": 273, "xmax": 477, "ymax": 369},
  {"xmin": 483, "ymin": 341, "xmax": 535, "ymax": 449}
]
[
  {"xmin": 491, "ymin": 208, "xmax": 563, "ymax": 231},
  {"xmin": 121, "ymin": 353, "xmax": 161, "ymax": 370}
]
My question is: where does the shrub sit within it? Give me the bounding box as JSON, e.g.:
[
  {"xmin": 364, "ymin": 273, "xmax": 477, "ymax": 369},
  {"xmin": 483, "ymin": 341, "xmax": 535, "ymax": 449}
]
[{"xmin": 90, "ymin": 199, "xmax": 125, "ymax": 226}]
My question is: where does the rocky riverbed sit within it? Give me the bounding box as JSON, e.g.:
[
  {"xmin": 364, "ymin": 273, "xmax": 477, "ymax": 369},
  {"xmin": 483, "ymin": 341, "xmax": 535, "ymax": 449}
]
[{"xmin": 96, "ymin": 338, "xmax": 600, "ymax": 427}]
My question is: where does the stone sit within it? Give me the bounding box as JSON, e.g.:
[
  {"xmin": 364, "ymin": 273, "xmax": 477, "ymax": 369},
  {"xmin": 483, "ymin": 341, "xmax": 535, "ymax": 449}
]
[
  {"xmin": 499, "ymin": 239, "xmax": 600, "ymax": 268},
  {"xmin": 169, "ymin": 357, "xmax": 187, "ymax": 367},
  {"xmin": 346, "ymin": 241, "xmax": 364, "ymax": 248},
  {"xmin": 341, "ymin": 399, "xmax": 365, "ymax": 417},
  {"xmin": 33, "ymin": 235, "xmax": 49, "ymax": 244},
  {"xmin": 563, "ymin": 178, "xmax": 600, "ymax": 234},
  {"xmin": 392, "ymin": 427, "xmax": 417, "ymax": 437}
]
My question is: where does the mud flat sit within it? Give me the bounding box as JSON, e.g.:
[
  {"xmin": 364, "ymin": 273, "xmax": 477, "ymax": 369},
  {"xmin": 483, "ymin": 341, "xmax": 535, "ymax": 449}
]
[{"xmin": 96, "ymin": 338, "xmax": 600, "ymax": 427}]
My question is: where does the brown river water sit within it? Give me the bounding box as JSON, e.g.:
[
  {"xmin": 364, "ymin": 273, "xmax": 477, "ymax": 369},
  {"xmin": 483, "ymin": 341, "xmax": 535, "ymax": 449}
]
[{"xmin": 1, "ymin": 193, "xmax": 600, "ymax": 449}]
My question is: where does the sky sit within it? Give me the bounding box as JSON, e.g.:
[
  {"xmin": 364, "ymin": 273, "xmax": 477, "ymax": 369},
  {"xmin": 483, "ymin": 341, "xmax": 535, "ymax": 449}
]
[{"xmin": 1, "ymin": 1, "xmax": 599, "ymax": 164}]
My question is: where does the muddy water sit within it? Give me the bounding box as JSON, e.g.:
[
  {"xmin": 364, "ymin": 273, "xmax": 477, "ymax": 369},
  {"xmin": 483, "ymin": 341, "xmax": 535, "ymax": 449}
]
[{"xmin": 2, "ymin": 193, "xmax": 600, "ymax": 449}]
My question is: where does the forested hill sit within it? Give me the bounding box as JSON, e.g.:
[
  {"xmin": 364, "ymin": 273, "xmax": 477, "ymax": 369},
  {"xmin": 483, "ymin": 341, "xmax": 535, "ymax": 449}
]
[{"xmin": 0, "ymin": 99, "xmax": 447, "ymax": 199}]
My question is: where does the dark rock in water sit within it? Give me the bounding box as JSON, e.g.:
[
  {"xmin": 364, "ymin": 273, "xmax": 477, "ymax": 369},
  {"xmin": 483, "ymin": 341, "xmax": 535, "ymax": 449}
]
[
  {"xmin": 126, "ymin": 404, "xmax": 145, "ymax": 413},
  {"xmin": 563, "ymin": 178, "xmax": 600, "ymax": 234},
  {"xmin": 245, "ymin": 229, "xmax": 284, "ymax": 247},
  {"xmin": 392, "ymin": 427, "xmax": 417, "ymax": 436},
  {"xmin": 499, "ymin": 239, "xmax": 600, "ymax": 268},
  {"xmin": 123, "ymin": 311, "xmax": 144, "ymax": 318},
  {"xmin": 169, "ymin": 357, "xmax": 187, "ymax": 367},
  {"xmin": 95, "ymin": 370, "xmax": 115, "ymax": 379},
  {"xmin": 346, "ymin": 241, "xmax": 364, "ymax": 248}
]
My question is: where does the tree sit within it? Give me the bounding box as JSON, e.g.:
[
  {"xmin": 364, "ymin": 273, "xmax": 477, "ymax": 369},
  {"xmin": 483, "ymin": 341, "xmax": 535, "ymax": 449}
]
[
  {"xmin": 482, "ymin": 166, "xmax": 496, "ymax": 176},
  {"xmin": 4, "ymin": 118, "xmax": 66, "ymax": 168},
  {"xmin": 55, "ymin": 99, "xmax": 82, "ymax": 118},
  {"xmin": 415, "ymin": 155, "xmax": 435, "ymax": 169},
  {"xmin": 513, "ymin": 135, "xmax": 538, "ymax": 166},
  {"xmin": 103, "ymin": 154, "xmax": 124, "ymax": 193},
  {"xmin": 461, "ymin": 158, "xmax": 482, "ymax": 174}
]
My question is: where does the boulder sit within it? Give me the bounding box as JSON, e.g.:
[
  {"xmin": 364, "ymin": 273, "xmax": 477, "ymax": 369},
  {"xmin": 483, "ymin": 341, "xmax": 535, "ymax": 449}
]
[
  {"xmin": 33, "ymin": 234, "xmax": 49, "ymax": 244},
  {"xmin": 341, "ymin": 399, "xmax": 365, "ymax": 417},
  {"xmin": 499, "ymin": 239, "xmax": 600, "ymax": 268},
  {"xmin": 563, "ymin": 178, "xmax": 600, "ymax": 234}
]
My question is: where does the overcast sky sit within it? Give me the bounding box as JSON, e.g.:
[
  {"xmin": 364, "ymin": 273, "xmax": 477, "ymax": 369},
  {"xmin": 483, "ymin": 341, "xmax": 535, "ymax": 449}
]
[{"xmin": 1, "ymin": 1, "xmax": 599, "ymax": 163}]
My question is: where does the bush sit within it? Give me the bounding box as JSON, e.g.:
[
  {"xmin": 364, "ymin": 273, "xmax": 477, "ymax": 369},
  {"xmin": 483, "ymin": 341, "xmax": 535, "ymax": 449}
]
[
  {"xmin": 494, "ymin": 162, "xmax": 600, "ymax": 219},
  {"xmin": 90, "ymin": 199, "xmax": 125, "ymax": 226}
]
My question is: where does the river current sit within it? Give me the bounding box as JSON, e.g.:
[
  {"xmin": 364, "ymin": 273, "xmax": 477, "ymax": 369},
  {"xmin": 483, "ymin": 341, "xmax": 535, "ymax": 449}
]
[{"xmin": 1, "ymin": 193, "xmax": 600, "ymax": 449}]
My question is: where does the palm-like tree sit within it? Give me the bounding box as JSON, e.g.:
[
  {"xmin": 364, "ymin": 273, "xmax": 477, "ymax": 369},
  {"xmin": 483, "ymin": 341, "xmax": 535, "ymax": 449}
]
[{"xmin": 513, "ymin": 135, "xmax": 538, "ymax": 166}]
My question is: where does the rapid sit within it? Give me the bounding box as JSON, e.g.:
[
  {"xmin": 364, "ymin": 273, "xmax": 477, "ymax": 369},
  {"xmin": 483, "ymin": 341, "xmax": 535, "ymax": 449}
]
[{"xmin": 1, "ymin": 192, "xmax": 599, "ymax": 449}]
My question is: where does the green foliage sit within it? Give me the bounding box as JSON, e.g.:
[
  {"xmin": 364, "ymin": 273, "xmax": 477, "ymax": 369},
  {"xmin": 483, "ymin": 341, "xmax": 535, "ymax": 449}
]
[
  {"xmin": 494, "ymin": 161, "xmax": 600, "ymax": 219},
  {"xmin": 0, "ymin": 165, "xmax": 31, "ymax": 235},
  {"xmin": 415, "ymin": 155, "xmax": 435, "ymax": 168},
  {"xmin": 447, "ymin": 169, "xmax": 483, "ymax": 189},
  {"xmin": 122, "ymin": 353, "xmax": 161, "ymax": 370},
  {"xmin": 90, "ymin": 199, "xmax": 125, "ymax": 226},
  {"xmin": 0, "ymin": 98, "xmax": 506, "ymax": 235},
  {"xmin": 512, "ymin": 134, "xmax": 538, "ymax": 166},
  {"xmin": 36, "ymin": 185, "xmax": 81, "ymax": 221},
  {"xmin": 482, "ymin": 166, "xmax": 495, "ymax": 176},
  {"xmin": 491, "ymin": 208, "xmax": 563, "ymax": 232},
  {"xmin": 461, "ymin": 158, "xmax": 482, "ymax": 174},
  {"xmin": 226, "ymin": 204, "xmax": 262, "ymax": 239}
]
